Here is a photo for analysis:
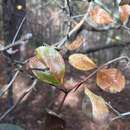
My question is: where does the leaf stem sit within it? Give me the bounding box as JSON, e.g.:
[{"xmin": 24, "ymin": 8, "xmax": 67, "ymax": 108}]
[
  {"xmin": 57, "ymin": 92, "xmax": 68, "ymax": 113},
  {"xmin": 71, "ymin": 56, "xmax": 129, "ymax": 92}
]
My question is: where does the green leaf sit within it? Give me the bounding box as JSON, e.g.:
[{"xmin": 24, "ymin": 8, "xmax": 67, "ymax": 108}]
[
  {"xmin": 35, "ymin": 46, "xmax": 65, "ymax": 85},
  {"xmin": 0, "ymin": 124, "xmax": 25, "ymax": 130},
  {"xmin": 29, "ymin": 56, "xmax": 60, "ymax": 86}
]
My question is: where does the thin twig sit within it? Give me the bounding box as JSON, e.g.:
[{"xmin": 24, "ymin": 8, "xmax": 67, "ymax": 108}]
[
  {"xmin": 105, "ymin": 102, "xmax": 121, "ymax": 116},
  {"xmin": 0, "ymin": 34, "xmax": 32, "ymax": 52},
  {"xmin": 71, "ymin": 56, "xmax": 129, "ymax": 92},
  {"xmin": 29, "ymin": 68, "xmax": 49, "ymax": 72},
  {"xmin": 0, "ymin": 79, "xmax": 37, "ymax": 121},
  {"xmin": 55, "ymin": 2, "xmax": 93, "ymax": 48},
  {"xmin": 112, "ymin": 112, "xmax": 130, "ymax": 121},
  {"xmin": 11, "ymin": 16, "xmax": 26, "ymax": 45},
  {"xmin": 0, "ymin": 70, "xmax": 20, "ymax": 97},
  {"xmin": 57, "ymin": 92, "xmax": 68, "ymax": 113}
]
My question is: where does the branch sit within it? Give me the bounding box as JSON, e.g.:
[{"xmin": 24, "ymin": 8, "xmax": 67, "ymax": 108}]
[
  {"xmin": 112, "ymin": 112, "xmax": 130, "ymax": 121},
  {"xmin": 57, "ymin": 92, "xmax": 68, "ymax": 113},
  {"xmin": 0, "ymin": 70, "xmax": 20, "ymax": 97},
  {"xmin": 54, "ymin": 2, "xmax": 93, "ymax": 48},
  {"xmin": 11, "ymin": 16, "xmax": 26, "ymax": 45},
  {"xmin": 70, "ymin": 56, "xmax": 129, "ymax": 91},
  {"xmin": 0, "ymin": 79, "xmax": 37, "ymax": 121},
  {"xmin": 0, "ymin": 33, "xmax": 32, "ymax": 52}
]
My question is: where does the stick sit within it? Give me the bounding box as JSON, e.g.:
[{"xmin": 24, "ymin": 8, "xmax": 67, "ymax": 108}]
[{"xmin": 0, "ymin": 79, "xmax": 37, "ymax": 121}]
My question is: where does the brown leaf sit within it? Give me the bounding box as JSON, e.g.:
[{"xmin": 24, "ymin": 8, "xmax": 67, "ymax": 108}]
[
  {"xmin": 69, "ymin": 53, "xmax": 96, "ymax": 71},
  {"xmin": 89, "ymin": 6, "xmax": 113, "ymax": 24},
  {"xmin": 65, "ymin": 34, "xmax": 84, "ymax": 51},
  {"xmin": 29, "ymin": 56, "xmax": 61, "ymax": 86},
  {"xmin": 96, "ymin": 68, "xmax": 125, "ymax": 93},
  {"xmin": 119, "ymin": 4, "xmax": 130, "ymax": 23},
  {"xmin": 84, "ymin": 87, "xmax": 109, "ymax": 123},
  {"xmin": 36, "ymin": 46, "xmax": 65, "ymax": 84}
]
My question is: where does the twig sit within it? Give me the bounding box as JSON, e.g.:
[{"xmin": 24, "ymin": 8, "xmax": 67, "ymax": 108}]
[
  {"xmin": 71, "ymin": 56, "xmax": 129, "ymax": 91},
  {"xmin": 0, "ymin": 79, "xmax": 37, "ymax": 121},
  {"xmin": 112, "ymin": 112, "xmax": 130, "ymax": 121},
  {"xmin": 14, "ymin": 59, "xmax": 29, "ymax": 65},
  {"xmin": 57, "ymin": 92, "xmax": 68, "ymax": 113},
  {"xmin": 11, "ymin": 16, "xmax": 26, "ymax": 45},
  {"xmin": 55, "ymin": 2, "xmax": 93, "ymax": 48},
  {"xmin": 47, "ymin": 56, "xmax": 129, "ymax": 113},
  {"xmin": 0, "ymin": 34, "xmax": 32, "ymax": 52},
  {"xmin": 0, "ymin": 70, "xmax": 20, "ymax": 97},
  {"xmin": 29, "ymin": 68, "xmax": 49, "ymax": 72},
  {"xmin": 105, "ymin": 102, "xmax": 121, "ymax": 116},
  {"xmin": 0, "ymin": 41, "xmax": 24, "ymax": 52}
]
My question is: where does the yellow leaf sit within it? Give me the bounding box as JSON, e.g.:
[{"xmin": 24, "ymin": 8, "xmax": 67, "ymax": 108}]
[
  {"xmin": 84, "ymin": 87, "xmax": 109, "ymax": 123},
  {"xmin": 96, "ymin": 68, "xmax": 125, "ymax": 93},
  {"xmin": 69, "ymin": 53, "xmax": 96, "ymax": 71}
]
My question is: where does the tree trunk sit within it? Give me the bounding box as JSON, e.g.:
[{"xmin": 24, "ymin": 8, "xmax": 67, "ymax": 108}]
[{"xmin": 2, "ymin": 0, "xmax": 26, "ymax": 108}]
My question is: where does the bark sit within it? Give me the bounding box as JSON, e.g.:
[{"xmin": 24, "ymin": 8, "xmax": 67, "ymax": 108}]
[{"xmin": 2, "ymin": 0, "xmax": 26, "ymax": 108}]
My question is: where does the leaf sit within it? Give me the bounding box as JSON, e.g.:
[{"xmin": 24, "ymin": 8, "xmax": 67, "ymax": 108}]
[
  {"xmin": 0, "ymin": 124, "xmax": 25, "ymax": 130},
  {"xmin": 29, "ymin": 56, "xmax": 61, "ymax": 86},
  {"xmin": 96, "ymin": 68, "xmax": 125, "ymax": 93},
  {"xmin": 89, "ymin": 4, "xmax": 130, "ymax": 25},
  {"xmin": 89, "ymin": 6, "xmax": 114, "ymax": 24},
  {"xmin": 35, "ymin": 46, "xmax": 65, "ymax": 85},
  {"xmin": 119, "ymin": 4, "xmax": 130, "ymax": 23},
  {"xmin": 65, "ymin": 34, "xmax": 84, "ymax": 51},
  {"xmin": 84, "ymin": 87, "xmax": 109, "ymax": 123},
  {"xmin": 69, "ymin": 53, "xmax": 96, "ymax": 71}
]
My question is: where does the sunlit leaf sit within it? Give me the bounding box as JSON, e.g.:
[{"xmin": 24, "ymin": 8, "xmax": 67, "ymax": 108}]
[
  {"xmin": 96, "ymin": 68, "xmax": 125, "ymax": 93},
  {"xmin": 29, "ymin": 56, "xmax": 60, "ymax": 86},
  {"xmin": 84, "ymin": 87, "xmax": 109, "ymax": 123},
  {"xmin": 0, "ymin": 124, "xmax": 25, "ymax": 130},
  {"xmin": 69, "ymin": 53, "xmax": 96, "ymax": 71},
  {"xmin": 65, "ymin": 34, "xmax": 84, "ymax": 51},
  {"xmin": 119, "ymin": 4, "xmax": 130, "ymax": 23},
  {"xmin": 35, "ymin": 46, "xmax": 65, "ymax": 85},
  {"xmin": 89, "ymin": 6, "xmax": 114, "ymax": 24}
]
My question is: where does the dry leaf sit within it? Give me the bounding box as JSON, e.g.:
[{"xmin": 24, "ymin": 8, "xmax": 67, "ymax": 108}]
[
  {"xmin": 89, "ymin": 6, "xmax": 113, "ymax": 24},
  {"xmin": 96, "ymin": 68, "xmax": 125, "ymax": 93},
  {"xmin": 69, "ymin": 53, "xmax": 96, "ymax": 71},
  {"xmin": 119, "ymin": 4, "xmax": 130, "ymax": 23},
  {"xmin": 89, "ymin": 4, "xmax": 130, "ymax": 24},
  {"xmin": 84, "ymin": 87, "xmax": 109, "ymax": 123},
  {"xmin": 65, "ymin": 34, "xmax": 84, "ymax": 51},
  {"xmin": 36, "ymin": 46, "xmax": 65, "ymax": 84},
  {"xmin": 29, "ymin": 56, "xmax": 61, "ymax": 86}
]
